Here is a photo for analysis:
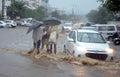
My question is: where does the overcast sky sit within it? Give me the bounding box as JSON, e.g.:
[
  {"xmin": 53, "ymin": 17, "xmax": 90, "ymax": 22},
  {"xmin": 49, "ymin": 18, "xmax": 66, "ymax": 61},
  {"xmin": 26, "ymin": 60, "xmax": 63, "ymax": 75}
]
[{"xmin": 49, "ymin": 0, "xmax": 101, "ymax": 15}]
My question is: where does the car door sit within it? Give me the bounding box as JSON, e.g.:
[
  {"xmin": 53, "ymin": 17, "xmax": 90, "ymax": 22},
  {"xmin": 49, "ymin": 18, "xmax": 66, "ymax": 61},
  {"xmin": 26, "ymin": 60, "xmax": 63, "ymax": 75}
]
[{"xmin": 67, "ymin": 31, "xmax": 76, "ymax": 54}]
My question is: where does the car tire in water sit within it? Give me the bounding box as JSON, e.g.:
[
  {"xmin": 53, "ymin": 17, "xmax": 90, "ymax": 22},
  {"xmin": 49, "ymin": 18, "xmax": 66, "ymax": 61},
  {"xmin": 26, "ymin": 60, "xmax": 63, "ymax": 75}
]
[
  {"xmin": 11, "ymin": 25, "xmax": 16, "ymax": 28},
  {"xmin": 114, "ymin": 40, "xmax": 120, "ymax": 45}
]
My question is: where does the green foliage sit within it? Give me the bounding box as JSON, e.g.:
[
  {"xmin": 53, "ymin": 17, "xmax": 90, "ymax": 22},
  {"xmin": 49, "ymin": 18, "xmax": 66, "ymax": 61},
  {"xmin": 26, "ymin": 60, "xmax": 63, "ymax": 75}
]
[
  {"xmin": 86, "ymin": 7, "xmax": 114, "ymax": 24},
  {"xmin": 7, "ymin": 1, "xmax": 26, "ymax": 19},
  {"xmin": 24, "ymin": 7, "xmax": 46, "ymax": 20},
  {"xmin": 51, "ymin": 10, "xmax": 61, "ymax": 18},
  {"xmin": 98, "ymin": 0, "xmax": 120, "ymax": 12},
  {"xmin": 50, "ymin": 10, "xmax": 70, "ymax": 20},
  {"xmin": 7, "ymin": 1, "xmax": 47, "ymax": 20}
]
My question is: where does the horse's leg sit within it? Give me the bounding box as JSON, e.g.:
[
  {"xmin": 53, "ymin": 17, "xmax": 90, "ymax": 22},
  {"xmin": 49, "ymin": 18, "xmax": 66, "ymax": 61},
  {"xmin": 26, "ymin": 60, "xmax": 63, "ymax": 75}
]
[
  {"xmin": 36, "ymin": 40, "xmax": 41, "ymax": 54},
  {"xmin": 54, "ymin": 43, "xmax": 56, "ymax": 54},
  {"xmin": 41, "ymin": 43, "xmax": 44, "ymax": 50},
  {"xmin": 46, "ymin": 44, "xmax": 50, "ymax": 53},
  {"xmin": 50, "ymin": 43, "xmax": 52, "ymax": 54}
]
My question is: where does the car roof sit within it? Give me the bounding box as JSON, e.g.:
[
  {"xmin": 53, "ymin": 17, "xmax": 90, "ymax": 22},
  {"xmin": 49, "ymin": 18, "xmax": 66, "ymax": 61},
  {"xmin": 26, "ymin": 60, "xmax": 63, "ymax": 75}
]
[
  {"xmin": 0, "ymin": 20, "xmax": 4, "ymax": 21},
  {"xmin": 92, "ymin": 24, "xmax": 116, "ymax": 26},
  {"xmin": 80, "ymin": 26, "xmax": 96, "ymax": 29},
  {"xmin": 81, "ymin": 26, "xmax": 95, "ymax": 28},
  {"xmin": 4, "ymin": 20, "xmax": 13, "ymax": 21},
  {"xmin": 73, "ymin": 29, "xmax": 99, "ymax": 33},
  {"xmin": 0, "ymin": 20, "xmax": 5, "ymax": 22}
]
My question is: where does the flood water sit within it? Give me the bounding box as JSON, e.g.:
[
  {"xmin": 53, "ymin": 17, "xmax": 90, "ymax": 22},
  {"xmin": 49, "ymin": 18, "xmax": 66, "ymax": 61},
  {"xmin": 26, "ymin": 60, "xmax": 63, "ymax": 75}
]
[{"xmin": 0, "ymin": 27, "xmax": 120, "ymax": 77}]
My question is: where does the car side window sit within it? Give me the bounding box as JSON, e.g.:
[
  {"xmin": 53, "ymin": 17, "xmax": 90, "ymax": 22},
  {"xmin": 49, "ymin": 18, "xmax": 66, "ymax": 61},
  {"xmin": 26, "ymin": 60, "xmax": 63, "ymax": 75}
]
[
  {"xmin": 69, "ymin": 31, "xmax": 73, "ymax": 38},
  {"xmin": 107, "ymin": 26, "xmax": 115, "ymax": 31},
  {"xmin": 72, "ymin": 31, "xmax": 76, "ymax": 40},
  {"xmin": 81, "ymin": 33, "xmax": 89, "ymax": 42},
  {"xmin": 98, "ymin": 26, "xmax": 107, "ymax": 31},
  {"xmin": 69, "ymin": 31, "xmax": 76, "ymax": 39}
]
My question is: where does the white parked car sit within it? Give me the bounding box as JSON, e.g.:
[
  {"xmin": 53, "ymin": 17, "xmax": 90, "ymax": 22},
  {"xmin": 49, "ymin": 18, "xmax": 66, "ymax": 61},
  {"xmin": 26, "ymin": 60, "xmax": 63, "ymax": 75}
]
[
  {"xmin": 4, "ymin": 20, "xmax": 17, "ymax": 28},
  {"xmin": 92, "ymin": 24, "xmax": 120, "ymax": 39},
  {"xmin": 64, "ymin": 29, "xmax": 114, "ymax": 61},
  {"xmin": 19, "ymin": 19, "xmax": 34, "ymax": 27},
  {"xmin": 0, "ymin": 20, "xmax": 7, "ymax": 28}
]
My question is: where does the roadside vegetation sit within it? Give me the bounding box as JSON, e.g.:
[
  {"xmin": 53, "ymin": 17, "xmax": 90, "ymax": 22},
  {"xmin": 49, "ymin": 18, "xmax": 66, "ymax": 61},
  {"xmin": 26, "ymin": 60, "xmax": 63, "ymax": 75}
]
[
  {"xmin": 86, "ymin": 7, "xmax": 114, "ymax": 24},
  {"xmin": 6, "ymin": 1, "xmax": 81, "ymax": 21},
  {"xmin": 87, "ymin": 0, "xmax": 120, "ymax": 24}
]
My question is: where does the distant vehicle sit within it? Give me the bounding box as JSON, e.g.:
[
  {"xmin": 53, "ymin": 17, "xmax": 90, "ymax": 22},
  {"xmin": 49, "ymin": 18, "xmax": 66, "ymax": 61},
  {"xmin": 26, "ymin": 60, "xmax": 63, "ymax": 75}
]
[
  {"xmin": 64, "ymin": 29, "xmax": 114, "ymax": 61},
  {"xmin": 108, "ymin": 32, "xmax": 120, "ymax": 41},
  {"xmin": 113, "ymin": 36, "xmax": 120, "ymax": 45},
  {"xmin": 79, "ymin": 26, "xmax": 97, "ymax": 31},
  {"xmin": 20, "ymin": 19, "xmax": 26, "ymax": 26},
  {"xmin": 19, "ymin": 19, "xmax": 29, "ymax": 26},
  {"xmin": 4, "ymin": 20, "xmax": 17, "ymax": 28},
  {"xmin": 92, "ymin": 24, "xmax": 120, "ymax": 39},
  {"xmin": 0, "ymin": 20, "xmax": 7, "ymax": 28},
  {"xmin": 62, "ymin": 23, "xmax": 73, "ymax": 32},
  {"xmin": 19, "ymin": 18, "xmax": 37, "ymax": 27},
  {"xmin": 107, "ymin": 32, "xmax": 120, "ymax": 45}
]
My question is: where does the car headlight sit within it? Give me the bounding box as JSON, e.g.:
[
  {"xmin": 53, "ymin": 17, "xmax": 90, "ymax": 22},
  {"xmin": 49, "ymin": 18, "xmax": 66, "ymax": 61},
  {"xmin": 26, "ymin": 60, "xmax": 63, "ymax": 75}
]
[
  {"xmin": 106, "ymin": 48, "xmax": 114, "ymax": 54},
  {"xmin": 76, "ymin": 47, "xmax": 87, "ymax": 52}
]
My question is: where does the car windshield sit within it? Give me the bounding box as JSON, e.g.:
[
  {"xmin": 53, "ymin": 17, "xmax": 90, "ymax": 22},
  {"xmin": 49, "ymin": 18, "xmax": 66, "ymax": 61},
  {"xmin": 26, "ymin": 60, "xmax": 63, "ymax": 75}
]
[
  {"xmin": 0, "ymin": 21, "xmax": 3, "ymax": 24},
  {"xmin": 64, "ymin": 24, "xmax": 72, "ymax": 27},
  {"xmin": 77, "ymin": 32, "xmax": 106, "ymax": 43},
  {"xmin": 5, "ymin": 21, "xmax": 11, "ymax": 23}
]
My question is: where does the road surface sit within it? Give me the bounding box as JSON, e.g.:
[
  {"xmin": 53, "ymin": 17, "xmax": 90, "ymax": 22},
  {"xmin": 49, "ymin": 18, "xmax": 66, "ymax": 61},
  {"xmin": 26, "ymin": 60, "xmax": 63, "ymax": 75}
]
[{"xmin": 0, "ymin": 27, "xmax": 120, "ymax": 77}]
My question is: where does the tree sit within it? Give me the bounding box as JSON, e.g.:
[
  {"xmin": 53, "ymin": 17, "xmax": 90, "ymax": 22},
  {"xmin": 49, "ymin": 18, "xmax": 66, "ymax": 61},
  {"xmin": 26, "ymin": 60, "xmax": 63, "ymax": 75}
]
[
  {"xmin": 24, "ymin": 7, "xmax": 46, "ymax": 20},
  {"xmin": 7, "ymin": 1, "xmax": 47, "ymax": 20},
  {"xmin": 7, "ymin": 1, "xmax": 26, "ymax": 19},
  {"xmin": 50, "ymin": 10, "xmax": 70, "ymax": 20},
  {"xmin": 86, "ymin": 10, "xmax": 98, "ymax": 23},
  {"xmin": 87, "ymin": 7, "xmax": 114, "ymax": 24},
  {"xmin": 51, "ymin": 10, "xmax": 61, "ymax": 18},
  {"xmin": 98, "ymin": 0, "xmax": 120, "ymax": 12}
]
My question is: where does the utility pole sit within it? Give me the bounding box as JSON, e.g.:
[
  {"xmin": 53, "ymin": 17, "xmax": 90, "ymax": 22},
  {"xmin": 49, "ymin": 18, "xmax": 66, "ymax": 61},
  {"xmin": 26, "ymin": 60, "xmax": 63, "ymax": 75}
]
[
  {"xmin": 2, "ymin": 0, "xmax": 5, "ymax": 19},
  {"xmin": 11, "ymin": 0, "xmax": 15, "ymax": 19}
]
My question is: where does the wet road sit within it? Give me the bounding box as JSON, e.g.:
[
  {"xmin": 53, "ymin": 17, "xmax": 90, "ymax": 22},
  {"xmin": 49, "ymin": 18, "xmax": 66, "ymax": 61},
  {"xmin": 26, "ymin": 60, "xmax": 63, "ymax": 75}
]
[{"xmin": 0, "ymin": 27, "xmax": 120, "ymax": 77}]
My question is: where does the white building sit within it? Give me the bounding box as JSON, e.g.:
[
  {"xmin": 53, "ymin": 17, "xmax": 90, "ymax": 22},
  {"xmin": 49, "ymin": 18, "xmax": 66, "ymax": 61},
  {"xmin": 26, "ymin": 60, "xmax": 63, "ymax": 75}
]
[
  {"xmin": 0, "ymin": 0, "xmax": 11, "ymax": 18},
  {"xmin": 17, "ymin": 0, "xmax": 49, "ymax": 9}
]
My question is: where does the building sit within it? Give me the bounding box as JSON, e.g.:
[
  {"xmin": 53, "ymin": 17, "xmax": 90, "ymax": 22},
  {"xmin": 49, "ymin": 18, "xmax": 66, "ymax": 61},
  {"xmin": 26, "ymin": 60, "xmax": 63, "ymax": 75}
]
[
  {"xmin": 0, "ymin": 0, "xmax": 49, "ymax": 18},
  {"xmin": 19, "ymin": 0, "xmax": 49, "ymax": 9}
]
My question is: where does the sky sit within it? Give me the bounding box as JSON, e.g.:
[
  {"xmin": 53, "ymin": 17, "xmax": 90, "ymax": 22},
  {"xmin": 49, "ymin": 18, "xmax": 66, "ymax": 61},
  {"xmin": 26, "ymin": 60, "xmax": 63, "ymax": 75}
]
[{"xmin": 49, "ymin": 0, "xmax": 101, "ymax": 15}]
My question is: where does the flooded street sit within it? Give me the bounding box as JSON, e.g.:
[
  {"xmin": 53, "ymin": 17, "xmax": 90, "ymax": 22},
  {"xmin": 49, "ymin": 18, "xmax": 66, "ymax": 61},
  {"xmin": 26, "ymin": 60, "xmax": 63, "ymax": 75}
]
[{"xmin": 0, "ymin": 27, "xmax": 120, "ymax": 77}]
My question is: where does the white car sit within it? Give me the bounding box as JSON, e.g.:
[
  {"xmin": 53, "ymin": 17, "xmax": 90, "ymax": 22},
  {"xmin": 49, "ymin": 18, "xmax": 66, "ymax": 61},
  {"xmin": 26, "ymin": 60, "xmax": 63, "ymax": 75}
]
[
  {"xmin": 0, "ymin": 20, "xmax": 7, "ymax": 28},
  {"xmin": 62, "ymin": 23, "xmax": 73, "ymax": 32},
  {"xmin": 4, "ymin": 20, "xmax": 17, "ymax": 28},
  {"xmin": 19, "ymin": 19, "xmax": 33, "ymax": 27},
  {"xmin": 64, "ymin": 29, "xmax": 114, "ymax": 61},
  {"xmin": 79, "ymin": 26, "xmax": 97, "ymax": 31}
]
